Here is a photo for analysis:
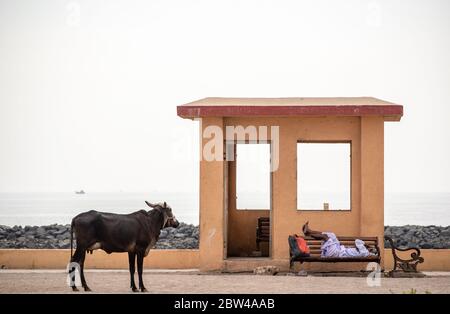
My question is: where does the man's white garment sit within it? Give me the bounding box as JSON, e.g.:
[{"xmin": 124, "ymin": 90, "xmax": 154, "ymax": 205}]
[{"xmin": 321, "ymin": 232, "xmax": 371, "ymax": 258}]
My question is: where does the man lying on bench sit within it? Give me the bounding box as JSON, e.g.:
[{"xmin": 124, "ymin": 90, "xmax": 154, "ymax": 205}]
[{"xmin": 302, "ymin": 222, "xmax": 376, "ymax": 258}]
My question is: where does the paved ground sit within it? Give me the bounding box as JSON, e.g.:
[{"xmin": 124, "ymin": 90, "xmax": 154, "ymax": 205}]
[{"xmin": 0, "ymin": 270, "xmax": 449, "ymax": 294}]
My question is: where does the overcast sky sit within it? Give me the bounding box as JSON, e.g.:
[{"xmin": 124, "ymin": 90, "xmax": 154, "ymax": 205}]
[{"xmin": 0, "ymin": 0, "xmax": 449, "ymax": 194}]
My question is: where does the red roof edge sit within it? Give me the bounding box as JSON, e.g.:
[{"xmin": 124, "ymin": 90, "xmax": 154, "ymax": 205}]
[{"xmin": 177, "ymin": 105, "xmax": 403, "ymax": 120}]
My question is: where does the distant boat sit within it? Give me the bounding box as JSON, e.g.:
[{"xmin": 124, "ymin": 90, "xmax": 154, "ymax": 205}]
[{"xmin": 75, "ymin": 190, "xmax": 86, "ymax": 195}]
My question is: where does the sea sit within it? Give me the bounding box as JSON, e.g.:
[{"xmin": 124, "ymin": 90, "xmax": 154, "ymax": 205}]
[{"xmin": 0, "ymin": 192, "xmax": 449, "ymax": 227}]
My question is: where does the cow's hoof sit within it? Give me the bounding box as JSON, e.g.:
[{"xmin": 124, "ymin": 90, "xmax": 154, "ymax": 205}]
[
  {"xmin": 140, "ymin": 287, "xmax": 148, "ymax": 293},
  {"xmin": 84, "ymin": 286, "xmax": 91, "ymax": 292},
  {"xmin": 71, "ymin": 287, "xmax": 79, "ymax": 292},
  {"xmin": 131, "ymin": 287, "xmax": 139, "ymax": 292}
]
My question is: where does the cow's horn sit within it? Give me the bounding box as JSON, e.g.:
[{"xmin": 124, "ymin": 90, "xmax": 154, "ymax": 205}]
[{"xmin": 145, "ymin": 201, "xmax": 155, "ymax": 208}]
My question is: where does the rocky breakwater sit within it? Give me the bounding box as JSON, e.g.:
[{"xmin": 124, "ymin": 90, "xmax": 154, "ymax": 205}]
[
  {"xmin": 154, "ymin": 223, "xmax": 199, "ymax": 249},
  {"xmin": 0, "ymin": 222, "xmax": 199, "ymax": 249},
  {"xmin": 0, "ymin": 224, "xmax": 72, "ymax": 249},
  {"xmin": 2, "ymin": 224, "xmax": 448, "ymax": 250},
  {"xmin": 384, "ymin": 225, "xmax": 450, "ymax": 249}
]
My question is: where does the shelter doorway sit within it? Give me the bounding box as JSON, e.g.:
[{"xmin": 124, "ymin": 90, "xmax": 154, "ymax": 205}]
[{"xmin": 225, "ymin": 142, "xmax": 272, "ymax": 258}]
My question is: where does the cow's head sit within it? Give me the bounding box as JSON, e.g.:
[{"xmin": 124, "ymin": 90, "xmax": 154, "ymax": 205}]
[{"xmin": 145, "ymin": 201, "xmax": 180, "ymax": 228}]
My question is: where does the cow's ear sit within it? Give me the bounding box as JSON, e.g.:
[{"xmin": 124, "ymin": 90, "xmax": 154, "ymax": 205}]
[
  {"xmin": 145, "ymin": 201, "xmax": 155, "ymax": 208},
  {"xmin": 163, "ymin": 201, "xmax": 167, "ymax": 208}
]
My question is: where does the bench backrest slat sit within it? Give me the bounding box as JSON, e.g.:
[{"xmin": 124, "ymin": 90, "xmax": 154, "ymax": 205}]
[
  {"xmin": 302, "ymin": 236, "xmax": 379, "ymax": 257},
  {"xmin": 304, "ymin": 236, "xmax": 378, "ymax": 242}
]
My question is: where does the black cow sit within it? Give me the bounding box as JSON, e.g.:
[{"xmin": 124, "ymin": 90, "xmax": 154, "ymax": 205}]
[{"xmin": 68, "ymin": 201, "xmax": 179, "ymax": 292}]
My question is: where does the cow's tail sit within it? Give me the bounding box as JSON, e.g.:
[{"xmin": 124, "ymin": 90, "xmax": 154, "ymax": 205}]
[{"xmin": 70, "ymin": 220, "xmax": 74, "ymax": 260}]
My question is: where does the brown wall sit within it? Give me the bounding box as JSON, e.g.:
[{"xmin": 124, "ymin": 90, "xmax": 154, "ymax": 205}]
[
  {"xmin": 1, "ymin": 249, "xmax": 448, "ymax": 271},
  {"xmin": 227, "ymin": 208, "xmax": 270, "ymax": 257},
  {"xmin": 199, "ymin": 116, "xmax": 385, "ymax": 271},
  {"xmin": 0, "ymin": 249, "xmax": 200, "ymax": 269},
  {"xmin": 384, "ymin": 249, "xmax": 450, "ymax": 272},
  {"xmin": 267, "ymin": 116, "xmax": 363, "ymax": 262}
]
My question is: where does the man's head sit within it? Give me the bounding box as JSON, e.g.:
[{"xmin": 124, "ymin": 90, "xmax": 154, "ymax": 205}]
[{"xmin": 145, "ymin": 201, "xmax": 180, "ymax": 228}]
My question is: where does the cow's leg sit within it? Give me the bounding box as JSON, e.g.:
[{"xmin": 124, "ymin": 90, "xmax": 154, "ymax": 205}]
[
  {"xmin": 79, "ymin": 250, "xmax": 91, "ymax": 292},
  {"xmin": 128, "ymin": 252, "xmax": 138, "ymax": 292},
  {"xmin": 137, "ymin": 251, "xmax": 147, "ymax": 292},
  {"xmin": 69, "ymin": 247, "xmax": 84, "ymax": 292}
]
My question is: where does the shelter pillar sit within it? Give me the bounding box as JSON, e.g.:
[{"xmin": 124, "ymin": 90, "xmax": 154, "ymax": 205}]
[
  {"xmin": 360, "ymin": 116, "xmax": 385, "ymax": 266},
  {"xmin": 199, "ymin": 117, "xmax": 226, "ymax": 271}
]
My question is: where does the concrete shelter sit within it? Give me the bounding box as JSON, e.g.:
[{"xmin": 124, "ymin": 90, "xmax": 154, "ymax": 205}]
[{"xmin": 177, "ymin": 97, "xmax": 403, "ymax": 271}]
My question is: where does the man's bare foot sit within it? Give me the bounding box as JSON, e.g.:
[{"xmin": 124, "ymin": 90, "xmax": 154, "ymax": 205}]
[{"xmin": 302, "ymin": 221, "xmax": 309, "ymax": 235}]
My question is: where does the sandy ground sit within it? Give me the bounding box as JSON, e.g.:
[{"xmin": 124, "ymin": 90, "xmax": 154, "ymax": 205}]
[{"xmin": 0, "ymin": 270, "xmax": 449, "ymax": 294}]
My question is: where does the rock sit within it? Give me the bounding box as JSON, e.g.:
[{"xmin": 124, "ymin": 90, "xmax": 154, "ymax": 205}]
[
  {"xmin": 53, "ymin": 227, "xmax": 67, "ymax": 235},
  {"xmin": 441, "ymin": 230, "xmax": 450, "ymax": 237},
  {"xmin": 253, "ymin": 266, "xmax": 279, "ymax": 276},
  {"xmin": 25, "ymin": 233, "xmax": 35, "ymax": 240},
  {"xmin": 159, "ymin": 230, "xmax": 168, "ymax": 238},
  {"xmin": 58, "ymin": 239, "xmax": 70, "ymax": 248},
  {"xmin": 55, "ymin": 232, "xmax": 69, "ymax": 240},
  {"xmin": 167, "ymin": 227, "xmax": 177, "ymax": 234},
  {"xmin": 36, "ymin": 227, "xmax": 46, "ymax": 235},
  {"xmin": 27, "ymin": 242, "xmax": 37, "ymax": 249},
  {"xmin": 393, "ymin": 229, "xmax": 404, "ymax": 237}
]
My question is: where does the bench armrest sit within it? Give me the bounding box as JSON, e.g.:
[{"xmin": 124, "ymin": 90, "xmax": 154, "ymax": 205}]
[{"xmin": 384, "ymin": 236, "xmax": 424, "ymax": 272}]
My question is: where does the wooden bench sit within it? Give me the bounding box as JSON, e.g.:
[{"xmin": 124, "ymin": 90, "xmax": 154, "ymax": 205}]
[
  {"xmin": 290, "ymin": 236, "xmax": 381, "ymax": 270},
  {"xmin": 256, "ymin": 217, "xmax": 270, "ymax": 251}
]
